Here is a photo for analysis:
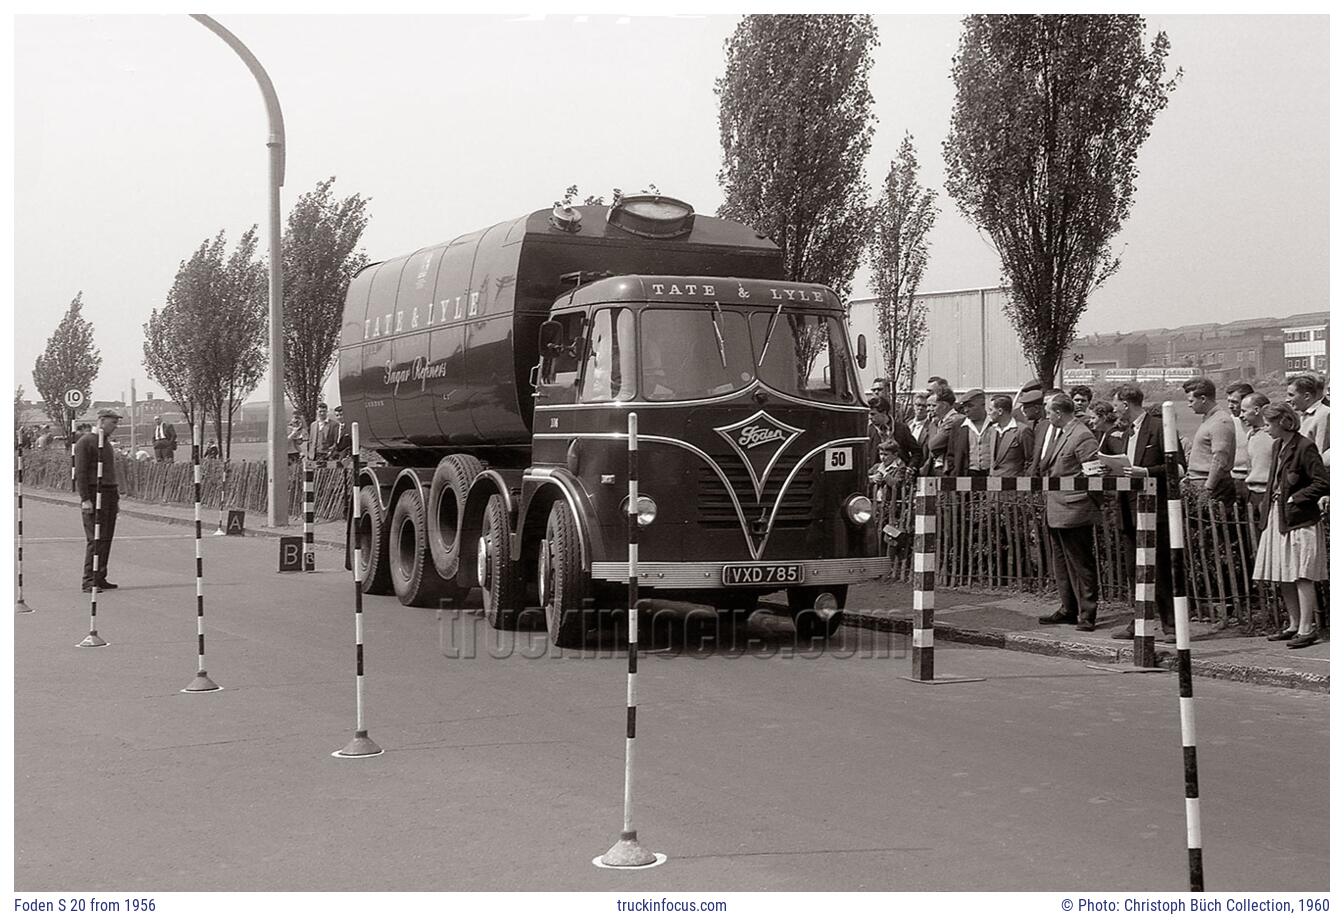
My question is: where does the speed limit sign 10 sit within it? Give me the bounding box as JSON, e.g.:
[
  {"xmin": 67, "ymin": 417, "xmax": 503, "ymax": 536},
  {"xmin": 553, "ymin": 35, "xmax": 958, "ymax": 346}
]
[{"xmin": 63, "ymin": 389, "xmax": 86, "ymax": 410}]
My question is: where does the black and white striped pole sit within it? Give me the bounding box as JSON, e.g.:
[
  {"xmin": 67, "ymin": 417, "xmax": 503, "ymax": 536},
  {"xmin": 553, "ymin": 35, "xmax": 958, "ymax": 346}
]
[
  {"xmin": 596, "ymin": 412, "xmax": 663, "ymax": 869},
  {"xmin": 333, "ymin": 423, "xmax": 382, "ymax": 758},
  {"xmin": 69, "ymin": 413, "xmax": 77, "ymax": 493},
  {"xmin": 16, "ymin": 446, "xmax": 33, "ymax": 614},
  {"xmin": 77, "ymin": 429, "xmax": 108, "ymax": 648},
  {"xmin": 303, "ymin": 458, "xmax": 315, "ymax": 571},
  {"xmin": 182, "ymin": 432, "xmax": 221, "ymax": 692},
  {"xmin": 214, "ymin": 460, "xmax": 228, "ymax": 536},
  {"xmin": 1162, "ymin": 401, "xmax": 1203, "ymax": 891}
]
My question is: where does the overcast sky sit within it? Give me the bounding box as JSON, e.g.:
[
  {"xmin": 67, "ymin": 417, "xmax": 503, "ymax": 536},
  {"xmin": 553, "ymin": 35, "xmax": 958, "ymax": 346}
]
[{"xmin": 11, "ymin": 13, "xmax": 1330, "ymax": 403}]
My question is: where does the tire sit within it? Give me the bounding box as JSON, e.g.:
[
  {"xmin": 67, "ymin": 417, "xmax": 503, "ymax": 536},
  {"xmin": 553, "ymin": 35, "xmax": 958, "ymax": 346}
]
[
  {"xmin": 427, "ymin": 454, "xmax": 483, "ymax": 583},
  {"xmin": 389, "ymin": 488, "xmax": 455, "ymax": 607},
  {"xmin": 353, "ymin": 483, "xmax": 394, "ymax": 595},
  {"xmin": 478, "ymin": 494, "xmax": 521, "ymax": 630},
  {"xmin": 788, "ymin": 585, "xmax": 848, "ymax": 641},
  {"xmin": 539, "ymin": 501, "xmax": 593, "ymax": 648}
]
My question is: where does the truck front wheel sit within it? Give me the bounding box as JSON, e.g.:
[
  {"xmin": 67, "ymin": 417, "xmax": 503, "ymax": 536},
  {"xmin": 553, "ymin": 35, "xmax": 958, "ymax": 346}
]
[
  {"xmin": 788, "ymin": 585, "xmax": 847, "ymax": 641},
  {"xmin": 389, "ymin": 488, "xmax": 457, "ymax": 607},
  {"xmin": 478, "ymin": 494, "xmax": 521, "ymax": 630},
  {"xmin": 353, "ymin": 484, "xmax": 394, "ymax": 595},
  {"xmin": 540, "ymin": 501, "xmax": 593, "ymax": 648}
]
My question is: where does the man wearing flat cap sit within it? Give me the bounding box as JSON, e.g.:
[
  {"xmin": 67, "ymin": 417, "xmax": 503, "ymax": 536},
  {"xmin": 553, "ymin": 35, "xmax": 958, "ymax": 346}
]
[
  {"xmin": 946, "ymin": 388, "xmax": 994, "ymax": 476},
  {"xmin": 75, "ymin": 408, "xmax": 123, "ymax": 592}
]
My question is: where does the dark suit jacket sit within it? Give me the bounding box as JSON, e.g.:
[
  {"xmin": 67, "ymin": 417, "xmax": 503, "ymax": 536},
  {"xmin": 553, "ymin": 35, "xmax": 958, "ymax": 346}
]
[
  {"xmin": 1261, "ymin": 432, "xmax": 1329, "ymax": 533},
  {"xmin": 153, "ymin": 421, "xmax": 177, "ymax": 449},
  {"xmin": 989, "ymin": 422, "xmax": 1034, "ymax": 477},
  {"xmin": 1100, "ymin": 410, "xmax": 1172, "ymax": 525},
  {"xmin": 331, "ymin": 421, "xmax": 352, "ymax": 458},
  {"xmin": 1036, "ymin": 419, "xmax": 1101, "ymax": 528}
]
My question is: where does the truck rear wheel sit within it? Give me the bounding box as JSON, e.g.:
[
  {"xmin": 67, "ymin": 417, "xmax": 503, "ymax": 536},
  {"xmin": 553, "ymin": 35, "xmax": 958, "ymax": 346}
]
[
  {"xmin": 353, "ymin": 484, "xmax": 394, "ymax": 595},
  {"xmin": 389, "ymin": 488, "xmax": 456, "ymax": 607},
  {"xmin": 788, "ymin": 585, "xmax": 847, "ymax": 641},
  {"xmin": 478, "ymin": 494, "xmax": 521, "ymax": 630},
  {"xmin": 540, "ymin": 501, "xmax": 592, "ymax": 648},
  {"xmin": 428, "ymin": 454, "xmax": 483, "ymax": 582}
]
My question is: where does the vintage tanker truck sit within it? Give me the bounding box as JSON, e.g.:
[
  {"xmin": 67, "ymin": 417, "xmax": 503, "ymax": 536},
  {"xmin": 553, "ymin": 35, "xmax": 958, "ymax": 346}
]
[{"xmin": 339, "ymin": 195, "xmax": 886, "ymax": 646}]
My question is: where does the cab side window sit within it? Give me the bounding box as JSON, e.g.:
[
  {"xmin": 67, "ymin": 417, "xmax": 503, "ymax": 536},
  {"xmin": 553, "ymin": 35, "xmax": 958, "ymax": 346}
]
[
  {"xmin": 580, "ymin": 307, "xmax": 636, "ymax": 402},
  {"xmin": 543, "ymin": 311, "xmax": 586, "ymax": 388}
]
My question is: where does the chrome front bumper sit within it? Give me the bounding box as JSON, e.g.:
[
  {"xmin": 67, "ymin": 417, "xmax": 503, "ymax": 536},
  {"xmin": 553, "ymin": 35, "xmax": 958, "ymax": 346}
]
[{"xmin": 590, "ymin": 556, "xmax": 891, "ymax": 588}]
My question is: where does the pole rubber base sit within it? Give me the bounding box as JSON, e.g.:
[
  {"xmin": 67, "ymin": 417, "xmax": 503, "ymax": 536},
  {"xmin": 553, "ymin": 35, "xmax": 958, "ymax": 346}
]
[
  {"xmin": 594, "ymin": 831, "xmax": 664, "ymax": 869},
  {"xmin": 332, "ymin": 731, "xmax": 383, "ymax": 758},
  {"xmin": 16, "ymin": 599, "xmax": 33, "ymax": 614},
  {"xmin": 900, "ymin": 675, "xmax": 986, "ymax": 684},
  {"xmin": 181, "ymin": 672, "xmax": 222, "ymax": 693},
  {"xmin": 77, "ymin": 631, "xmax": 108, "ymax": 648}
]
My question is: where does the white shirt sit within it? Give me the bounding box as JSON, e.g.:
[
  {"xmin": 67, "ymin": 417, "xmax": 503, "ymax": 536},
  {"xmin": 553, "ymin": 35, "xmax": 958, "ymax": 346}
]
[{"xmin": 1126, "ymin": 417, "xmax": 1142, "ymax": 465}]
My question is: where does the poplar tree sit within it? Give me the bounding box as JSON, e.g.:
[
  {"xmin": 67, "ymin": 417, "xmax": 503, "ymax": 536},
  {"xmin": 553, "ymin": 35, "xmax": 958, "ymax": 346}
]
[
  {"xmin": 869, "ymin": 134, "xmax": 938, "ymax": 401},
  {"xmin": 33, "ymin": 292, "xmax": 101, "ymax": 435},
  {"xmin": 943, "ymin": 14, "xmax": 1179, "ymax": 387}
]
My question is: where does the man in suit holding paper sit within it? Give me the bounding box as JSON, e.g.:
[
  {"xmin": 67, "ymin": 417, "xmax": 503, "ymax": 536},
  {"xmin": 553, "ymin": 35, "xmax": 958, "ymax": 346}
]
[
  {"xmin": 1104, "ymin": 384, "xmax": 1180, "ymax": 642},
  {"xmin": 1035, "ymin": 394, "xmax": 1102, "ymax": 631}
]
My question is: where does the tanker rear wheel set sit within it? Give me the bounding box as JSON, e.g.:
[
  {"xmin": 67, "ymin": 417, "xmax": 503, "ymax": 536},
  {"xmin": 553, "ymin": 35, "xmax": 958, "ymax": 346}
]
[
  {"xmin": 428, "ymin": 454, "xmax": 482, "ymax": 586},
  {"xmin": 353, "ymin": 484, "xmax": 394, "ymax": 595},
  {"xmin": 389, "ymin": 488, "xmax": 455, "ymax": 607}
]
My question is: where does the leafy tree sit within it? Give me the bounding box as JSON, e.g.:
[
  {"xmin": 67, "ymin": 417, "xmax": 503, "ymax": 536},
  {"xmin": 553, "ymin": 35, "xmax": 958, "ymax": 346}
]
[
  {"xmin": 144, "ymin": 229, "xmax": 268, "ymax": 456},
  {"xmin": 869, "ymin": 133, "xmax": 938, "ymax": 401},
  {"xmin": 143, "ymin": 301, "xmax": 201, "ymax": 434},
  {"xmin": 282, "ymin": 177, "xmax": 371, "ymax": 428},
  {"xmin": 943, "ymin": 14, "xmax": 1179, "ymax": 388},
  {"xmin": 716, "ymin": 14, "xmax": 877, "ymax": 378},
  {"xmin": 33, "ymin": 292, "xmax": 101, "ymax": 436}
]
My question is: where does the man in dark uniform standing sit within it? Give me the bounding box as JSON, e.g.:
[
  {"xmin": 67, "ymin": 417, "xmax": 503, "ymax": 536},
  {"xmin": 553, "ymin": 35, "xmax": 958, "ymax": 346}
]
[{"xmin": 77, "ymin": 408, "xmax": 122, "ymax": 592}]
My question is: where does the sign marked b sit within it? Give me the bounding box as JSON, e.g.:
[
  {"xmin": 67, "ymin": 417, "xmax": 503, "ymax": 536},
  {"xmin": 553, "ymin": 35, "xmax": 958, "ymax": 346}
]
[{"xmin": 278, "ymin": 536, "xmax": 304, "ymax": 572}]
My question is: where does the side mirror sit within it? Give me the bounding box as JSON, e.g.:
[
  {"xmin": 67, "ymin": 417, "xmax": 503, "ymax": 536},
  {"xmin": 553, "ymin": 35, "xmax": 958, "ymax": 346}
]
[
  {"xmin": 856, "ymin": 333, "xmax": 868, "ymax": 370},
  {"xmin": 538, "ymin": 320, "xmax": 564, "ymax": 356}
]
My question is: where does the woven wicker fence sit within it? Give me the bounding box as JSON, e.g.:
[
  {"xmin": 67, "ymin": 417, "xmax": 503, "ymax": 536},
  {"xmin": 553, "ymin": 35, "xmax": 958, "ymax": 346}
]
[
  {"xmin": 19, "ymin": 449, "xmax": 352, "ymax": 523},
  {"xmin": 875, "ymin": 479, "xmax": 1328, "ymax": 632}
]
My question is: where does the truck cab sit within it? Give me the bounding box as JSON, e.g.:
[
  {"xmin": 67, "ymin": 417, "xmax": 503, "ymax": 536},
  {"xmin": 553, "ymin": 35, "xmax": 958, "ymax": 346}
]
[{"xmin": 513, "ymin": 275, "xmax": 884, "ymax": 645}]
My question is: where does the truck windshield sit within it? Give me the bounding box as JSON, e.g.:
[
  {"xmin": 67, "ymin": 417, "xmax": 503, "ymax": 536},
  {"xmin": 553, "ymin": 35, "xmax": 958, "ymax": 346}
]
[
  {"xmin": 636, "ymin": 306, "xmax": 858, "ymax": 405},
  {"xmin": 641, "ymin": 308, "xmax": 754, "ymax": 401},
  {"xmin": 749, "ymin": 311, "xmax": 857, "ymax": 405}
]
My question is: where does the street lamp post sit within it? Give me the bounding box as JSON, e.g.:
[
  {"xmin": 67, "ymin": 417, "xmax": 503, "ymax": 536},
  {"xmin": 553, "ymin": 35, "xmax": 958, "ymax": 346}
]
[{"xmin": 191, "ymin": 14, "xmax": 288, "ymax": 526}]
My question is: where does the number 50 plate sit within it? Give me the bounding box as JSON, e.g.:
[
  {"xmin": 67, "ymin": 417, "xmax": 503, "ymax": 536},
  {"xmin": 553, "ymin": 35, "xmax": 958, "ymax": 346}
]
[{"xmin": 722, "ymin": 563, "xmax": 803, "ymax": 586}]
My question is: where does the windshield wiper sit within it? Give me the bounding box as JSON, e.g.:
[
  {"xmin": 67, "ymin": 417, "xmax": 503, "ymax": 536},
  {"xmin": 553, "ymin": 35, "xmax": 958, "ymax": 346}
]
[
  {"xmin": 758, "ymin": 304, "xmax": 783, "ymax": 363},
  {"xmin": 710, "ymin": 301, "xmax": 728, "ymax": 369}
]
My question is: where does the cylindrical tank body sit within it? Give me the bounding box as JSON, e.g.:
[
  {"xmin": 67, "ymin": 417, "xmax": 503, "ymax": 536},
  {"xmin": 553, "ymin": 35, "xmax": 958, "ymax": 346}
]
[{"xmin": 339, "ymin": 203, "xmax": 783, "ymax": 466}]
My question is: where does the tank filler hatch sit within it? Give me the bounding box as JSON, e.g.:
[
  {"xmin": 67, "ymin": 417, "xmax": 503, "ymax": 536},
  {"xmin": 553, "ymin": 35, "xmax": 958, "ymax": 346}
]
[{"xmin": 605, "ymin": 195, "xmax": 696, "ymax": 239}]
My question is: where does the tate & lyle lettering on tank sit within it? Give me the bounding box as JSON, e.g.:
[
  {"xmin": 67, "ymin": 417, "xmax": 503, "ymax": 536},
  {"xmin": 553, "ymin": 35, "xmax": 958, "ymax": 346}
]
[
  {"xmin": 714, "ymin": 410, "xmax": 804, "ymax": 501},
  {"xmin": 363, "ymin": 289, "xmax": 484, "ymax": 340},
  {"xmin": 360, "ymin": 279, "xmax": 825, "ymax": 341}
]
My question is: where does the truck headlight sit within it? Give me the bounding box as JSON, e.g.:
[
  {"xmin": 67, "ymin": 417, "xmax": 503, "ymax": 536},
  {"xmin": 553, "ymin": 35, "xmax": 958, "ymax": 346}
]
[
  {"xmin": 844, "ymin": 494, "xmax": 873, "ymax": 525},
  {"xmin": 623, "ymin": 495, "xmax": 658, "ymax": 527}
]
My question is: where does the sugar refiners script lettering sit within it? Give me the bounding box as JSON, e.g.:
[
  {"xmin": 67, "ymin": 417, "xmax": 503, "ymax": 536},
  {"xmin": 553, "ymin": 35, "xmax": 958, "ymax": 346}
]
[{"xmin": 383, "ymin": 355, "xmax": 451, "ymax": 391}]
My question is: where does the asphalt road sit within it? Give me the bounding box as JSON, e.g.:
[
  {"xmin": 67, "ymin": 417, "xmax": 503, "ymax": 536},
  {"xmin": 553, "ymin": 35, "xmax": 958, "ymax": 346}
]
[{"xmin": 13, "ymin": 501, "xmax": 1329, "ymax": 892}]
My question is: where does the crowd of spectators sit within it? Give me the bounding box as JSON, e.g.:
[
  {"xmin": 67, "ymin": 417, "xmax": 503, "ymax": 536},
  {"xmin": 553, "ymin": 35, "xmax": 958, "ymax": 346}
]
[{"xmin": 864, "ymin": 371, "xmax": 1330, "ymax": 650}]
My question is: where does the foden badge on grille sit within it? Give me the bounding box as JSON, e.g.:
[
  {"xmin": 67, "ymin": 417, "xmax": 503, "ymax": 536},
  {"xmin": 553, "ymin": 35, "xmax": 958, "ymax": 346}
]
[{"xmin": 713, "ymin": 410, "xmax": 804, "ymax": 501}]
